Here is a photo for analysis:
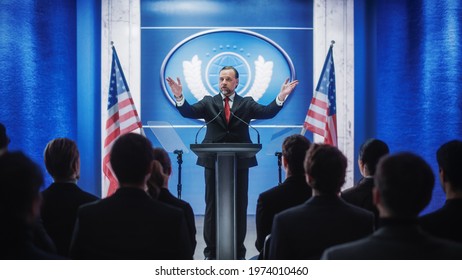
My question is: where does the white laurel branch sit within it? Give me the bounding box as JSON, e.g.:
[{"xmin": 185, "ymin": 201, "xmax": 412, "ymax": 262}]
[
  {"xmin": 183, "ymin": 55, "xmax": 211, "ymax": 100},
  {"xmin": 244, "ymin": 55, "xmax": 273, "ymax": 101}
]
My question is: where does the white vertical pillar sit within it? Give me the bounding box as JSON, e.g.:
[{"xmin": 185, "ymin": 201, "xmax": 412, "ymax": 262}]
[
  {"xmin": 314, "ymin": 0, "xmax": 355, "ymax": 188},
  {"xmin": 101, "ymin": 0, "xmax": 141, "ymax": 196}
]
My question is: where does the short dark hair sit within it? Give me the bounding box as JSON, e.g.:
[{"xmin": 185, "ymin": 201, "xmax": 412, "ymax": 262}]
[
  {"xmin": 153, "ymin": 148, "xmax": 172, "ymax": 175},
  {"xmin": 110, "ymin": 133, "xmax": 154, "ymax": 186},
  {"xmin": 375, "ymin": 152, "xmax": 434, "ymax": 217},
  {"xmin": 220, "ymin": 66, "xmax": 239, "ymax": 79},
  {"xmin": 0, "ymin": 123, "xmax": 10, "ymax": 150},
  {"xmin": 359, "ymin": 138, "xmax": 389, "ymax": 175},
  {"xmin": 147, "ymin": 160, "xmax": 167, "ymax": 198},
  {"xmin": 436, "ymin": 140, "xmax": 462, "ymax": 190},
  {"xmin": 0, "ymin": 152, "xmax": 43, "ymax": 220},
  {"xmin": 304, "ymin": 144, "xmax": 347, "ymax": 194},
  {"xmin": 282, "ymin": 134, "xmax": 311, "ymax": 175},
  {"xmin": 44, "ymin": 138, "xmax": 79, "ymax": 180}
]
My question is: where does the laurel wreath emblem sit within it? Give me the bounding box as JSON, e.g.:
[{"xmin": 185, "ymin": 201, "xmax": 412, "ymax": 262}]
[{"xmin": 183, "ymin": 55, "xmax": 273, "ymax": 102}]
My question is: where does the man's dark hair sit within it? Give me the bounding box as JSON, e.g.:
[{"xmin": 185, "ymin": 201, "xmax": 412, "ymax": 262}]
[
  {"xmin": 153, "ymin": 148, "xmax": 172, "ymax": 176},
  {"xmin": 0, "ymin": 123, "xmax": 10, "ymax": 149},
  {"xmin": 375, "ymin": 152, "xmax": 434, "ymax": 217},
  {"xmin": 220, "ymin": 66, "xmax": 239, "ymax": 79},
  {"xmin": 359, "ymin": 138, "xmax": 389, "ymax": 175},
  {"xmin": 304, "ymin": 144, "xmax": 347, "ymax": 194},
  {"xmin": 110, "ymin": 133, "xmax": 154, "ymax": 185},
  {"xmin": 436, "ymin": 140, "xmax": 462, "ymax": 191},
  {"xmin": 282, "ymin": 134, "xmax": 311, "ymax": 175},
  {"xmin": 0, "ymin": 152, "xmax": 43, "ymax": 220},
  {"xmin": 44, "ymin": 138, "xmax": 79, "ymax": 180}
]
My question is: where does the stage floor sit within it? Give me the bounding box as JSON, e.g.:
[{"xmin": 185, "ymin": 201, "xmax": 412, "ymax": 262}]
[{"xmin": 194, "ymin": 215, "xmax": 259, "ymax": 260}]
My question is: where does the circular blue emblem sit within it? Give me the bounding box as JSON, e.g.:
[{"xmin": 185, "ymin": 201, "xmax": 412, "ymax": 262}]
[{"xmin": 161, "ymin": 29, "xmax": 296, "ymax": 106}]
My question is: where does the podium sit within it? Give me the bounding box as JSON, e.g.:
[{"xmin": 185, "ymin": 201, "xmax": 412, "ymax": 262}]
[{"xmin": 190, "ymin": 143, "xmax": 262, "ymax": 260}]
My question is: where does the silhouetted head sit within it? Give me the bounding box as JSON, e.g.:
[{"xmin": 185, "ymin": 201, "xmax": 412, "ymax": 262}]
[
  {"xmin": 110, "ymin": 133, "xmax": 154, "ymax": 187},
  {"xmin": 44, "ymin": 138, "xmax": 80, "ymax": 181},
  {"xmin": 304, "ymin": 144, "xmax": 347, "ymax": 195},
  {"xmin": 0, "ymin": 123, "xmax": 10, "ymax": 154},
  {"xmin": 153, "ymin": 148, "xmax": 172, "ymax": 176},
  {"xmin": 0, "ymin": 151, "xmax": 44, "ymax": 222},
  {"xmin": 358, "ymin": 138, "xmax": 389, "ymax": 176},
  {"xmin": 146, "ymin": 160, "xmax": 168, "ymax": 199},
  {"xmin": 375, "ymin": 152, "xmax": 434, "ymax": 218},
  {"xmin": 436, "ymin": 140, "xmax": 462, "ymax": 191},
  {"xmin": 282, "ymin": 134, "xmax": 311, "ymax": 176}
]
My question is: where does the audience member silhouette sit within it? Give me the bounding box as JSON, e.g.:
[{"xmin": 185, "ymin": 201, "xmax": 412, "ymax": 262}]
[
  {"xmin": 41, "ymin": 138, "xmax": 99, "ymax": 256},
  {"xmin": 255, "ymin": 134, "xmax": 312, "ymax": 257},
  {"xmin": 147, "ymin": 147, "xmax": 197, "ymax": 254},
  {"xmin": 0, "ymin": 123, "xmax": 56, "ymax": 254},
  {"xmin": 420, "ymin": 140, "xmax": 462, "ymax": 243},
  {"xmin": 323, "ymin": 152, "xmax": 462, "ymax": 259},
  {"xmin": 269, "ymin": 144, "xmax": 374, "ymax": 259},
  {"xmin": 0, "ymin": 152, "xmax": 61, "ymax": 259},
  {"xmin": 342, "ymin": 138, "xmax": 389, "ymax": 220},
  {"xmin": 0, "ymin": 123, "xmax": 10, "ymax": 156},
  {"xmin": 70, "ymin": 133, "xmax": 192, "ymax": 259}
]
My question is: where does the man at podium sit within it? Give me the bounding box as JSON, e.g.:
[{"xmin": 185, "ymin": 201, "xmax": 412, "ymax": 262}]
[{"xmin": 166, "ymin": 66, "xmax": 298, "ymax": 259}]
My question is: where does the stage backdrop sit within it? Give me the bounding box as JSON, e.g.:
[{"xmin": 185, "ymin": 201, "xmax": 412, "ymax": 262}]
[
  {"xmin": 140, "ymin": 0, "xmax": 313, "ymax": 215},
  {"xmin": 0, "ymin": 0, "xmax": 101, "ymax": 196},
  {"xmin": 374, "ymin": 0, "xmax": 462, "ymax": 214}
]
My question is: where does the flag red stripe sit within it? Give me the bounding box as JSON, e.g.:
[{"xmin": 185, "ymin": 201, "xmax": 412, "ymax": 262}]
[
  {"xmin": 120, "ymin": 122, "xmax": 142, "ymax": 135},
  {"xmin": 304, "ymin": 122, "xmax": 326, "ymax": 137},
  {"xmin": 119, "ymin": 109, "xmax": 139, "ymax": 123},
  {"xmin": 104, "ymin": 127, "xmax": 120, "ymax": 148},
  {"xmin": 105, "ymin": 112, "xmax": 119, "ymax": 129},
  {"xmin": 118, "ymin": 97, "xmax": 135, "ymax": 109},
  {"xmin": 307, "ymin": 108, "xmax": 327, "ymax": 123},
  {"xmin": 105, "ymin": 168, "xmax": 118, "ymax": 196},
  {"xmin": 311, "ymin": 97, "xmax": 328, "ymax": 109}
]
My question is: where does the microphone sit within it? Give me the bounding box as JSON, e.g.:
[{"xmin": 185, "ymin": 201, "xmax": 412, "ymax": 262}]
[
  {"xmin": 230, "ymin": 111, "xmax": 261, "ymax": 144},
  {"xmin": 195, "ymin": 110, "xmax": 223, "ymax": 144}
]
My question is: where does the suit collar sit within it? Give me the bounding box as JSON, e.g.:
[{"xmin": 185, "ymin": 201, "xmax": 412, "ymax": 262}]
[
  {"xmin": 231, "ymin": 94, "xmax": 242, "ymax": 112},
  {"xmin": 219, "ymin": 92, "xmax": 236, "ymax": 102}
]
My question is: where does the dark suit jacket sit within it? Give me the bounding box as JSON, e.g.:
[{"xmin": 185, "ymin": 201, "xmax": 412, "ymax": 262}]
[
  {"xmin": 177, "ymin": 94, "xmax": 282, "ymax": 168},
  {"xmin": 419, "ymin": 198, "xmax": 462, "ymax": 244},
  {"xmin": 255, "ymin": 175, "xmax": 312, "ymax": 252},
  {"xmin": 69, "ymin": 187, "xmax": 192, "ymax": 260},
  {"xmin": 341, "ymin": 177, "xmax": 379, "ymax": 219},
  {"xmin": 41, "ymin": 182, "xmax": 99, "ymax": 256},
  {"xmin": 1, "ymin": 222, "xmax": 63, "ymax": 260},
  {"xmin": 158, "ymin": 188, "xmax": 197, "ymax": 253},
  {"xmin": 268, "ymin": 195, "xmax": 374, "ymax": 260},
  {"xmin": 322, "ymin": 219, "xmax": 462, "ymax": 259}
]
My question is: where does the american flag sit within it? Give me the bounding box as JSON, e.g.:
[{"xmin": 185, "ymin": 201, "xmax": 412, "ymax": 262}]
[
  {"xmin": 302, "ymin": 44, "xmax": 337, "ymax": 146},
  {"xmin": 103, "ymin": 46, "xmax": 143, "ymax": 197}
]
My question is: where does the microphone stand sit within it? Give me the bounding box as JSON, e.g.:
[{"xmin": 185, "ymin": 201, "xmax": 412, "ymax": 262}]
[
  {"xmin": 173, "ymin": 149, "xmax": 183, "ymax": 199},
  {"xmin": 275, "ymin": 152, "xmax": 282, "ymax": 185},
  {"xmin": 230, "ymin": 111, "xmax": 261, "ymax": 144}
]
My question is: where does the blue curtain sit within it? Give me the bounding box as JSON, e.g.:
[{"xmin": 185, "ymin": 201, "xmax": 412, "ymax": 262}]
[
  {"xmin": 0, "ymin": 0, "xmax": 101, "ymax": 196},
  {"xmin": 0, "ymin": 0, "xmax": 77, "ymax": 187},
  {"xmin": 375, "ymin": 0, "xmax": 462, "ymax": 213}
]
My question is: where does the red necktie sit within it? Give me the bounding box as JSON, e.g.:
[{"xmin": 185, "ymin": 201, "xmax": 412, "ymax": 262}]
[{"xmin": 224, "ymin": 97, "xmax": 231, "ymax": 124}]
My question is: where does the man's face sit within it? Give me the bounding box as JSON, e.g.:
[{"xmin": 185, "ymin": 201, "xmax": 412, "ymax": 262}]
[{"xmin": 219, "ymin": 69, "xmax": 239, "ymax": 96}]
